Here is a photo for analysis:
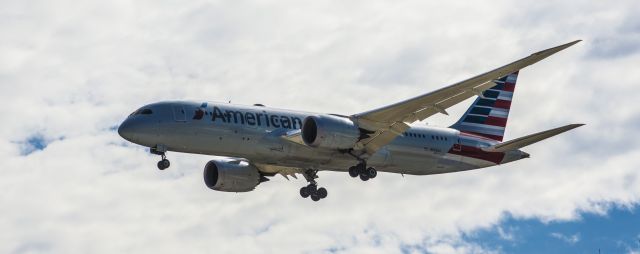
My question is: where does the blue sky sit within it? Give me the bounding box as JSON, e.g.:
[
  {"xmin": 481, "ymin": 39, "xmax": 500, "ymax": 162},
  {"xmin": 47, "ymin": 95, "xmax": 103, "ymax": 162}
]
[
  {"xmin": 465, "ymin": 207, "xmax": 640, "ymax": 254},
  {"xmin": 1, "ymin": 0, "xmax": 640, "ymax": 253}
]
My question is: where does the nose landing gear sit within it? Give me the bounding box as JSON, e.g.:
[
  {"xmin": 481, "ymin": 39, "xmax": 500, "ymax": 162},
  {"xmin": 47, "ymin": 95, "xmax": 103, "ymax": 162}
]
[
  {"xmin": 157, "ymin": 155, "xmax": 170, "ymax": 170},
  {"xmin": 151, "ymin": 145, "xmax": 170, "ymax": 170}
]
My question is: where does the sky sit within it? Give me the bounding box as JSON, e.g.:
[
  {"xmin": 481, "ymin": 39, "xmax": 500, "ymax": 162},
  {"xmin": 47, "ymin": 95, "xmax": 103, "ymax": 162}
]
[{"xmin": 1, "ymin": 0, "xmax": 640, "ymax": 253}]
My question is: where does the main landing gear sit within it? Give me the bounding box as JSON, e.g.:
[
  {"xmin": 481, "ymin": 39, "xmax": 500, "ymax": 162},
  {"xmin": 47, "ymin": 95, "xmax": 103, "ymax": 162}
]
[
  {"xmin": 151, "ymin": 145, "xmax": 170, "ymax": 170},
  {"xmin": 299, "ymin": 169, "xmax": 328, "ymax": 201},
  {"xmin": 348, "ymin": 162, "xmax": 377, "ymax": 181}
]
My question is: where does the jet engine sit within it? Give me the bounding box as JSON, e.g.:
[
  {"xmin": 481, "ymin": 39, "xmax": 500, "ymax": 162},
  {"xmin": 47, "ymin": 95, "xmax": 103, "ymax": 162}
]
[
  {"xmin": 203, "ymin": 159, "xmax": 261, "ymax": 192},
  {"xmin": 301, "ymin": 114, "xmax": 360, "ymax": 149}
]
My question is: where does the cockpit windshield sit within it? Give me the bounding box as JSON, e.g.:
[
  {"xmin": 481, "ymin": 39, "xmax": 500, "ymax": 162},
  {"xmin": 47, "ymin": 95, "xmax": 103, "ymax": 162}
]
[{"xmin": 129, "ymin": 108, "xmax": 153, "ymax": 117}]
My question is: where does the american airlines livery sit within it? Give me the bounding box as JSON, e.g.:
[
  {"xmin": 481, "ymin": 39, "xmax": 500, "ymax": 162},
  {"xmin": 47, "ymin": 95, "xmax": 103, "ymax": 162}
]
[{"xmin": 119, "ymin": 40, "xmax": 583, "ymax": 202}]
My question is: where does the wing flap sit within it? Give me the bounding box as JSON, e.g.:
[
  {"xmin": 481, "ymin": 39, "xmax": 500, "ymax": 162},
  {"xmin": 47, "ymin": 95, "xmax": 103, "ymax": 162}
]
[
  {"xmin": 254, "ymin": 163, "xmax": 303, "ymax": 180},
  {"xmin": 482, "ymin": 124, "xmax": 584, "ymax": 152},
  {"xmin": 353, "ymin": 120, "xmax": 411, "ymax": 155}
]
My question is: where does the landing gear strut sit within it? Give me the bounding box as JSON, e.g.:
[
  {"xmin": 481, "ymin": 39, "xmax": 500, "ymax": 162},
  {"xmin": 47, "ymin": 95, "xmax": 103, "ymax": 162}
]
[
  {"xmin": 348, "ymin": 161, "xmax": 377, "ymax": 181},
  {"xmin": 151, "ymin": 145, "xmax": 170, "ymax": 170},
  {"xmin": 299, "ymin": 169, "xmax": 328, "ymax": 201}
]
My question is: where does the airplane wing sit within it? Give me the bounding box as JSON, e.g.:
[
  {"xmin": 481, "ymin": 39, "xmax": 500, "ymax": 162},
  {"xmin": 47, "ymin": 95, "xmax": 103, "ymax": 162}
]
[
  {"xmin": 351, "ymin": 40, "xmax": 581, "ymax": 155},
  {"xmin": 482, "ymin": 124, "xmax": 584, "ymax": 152}
]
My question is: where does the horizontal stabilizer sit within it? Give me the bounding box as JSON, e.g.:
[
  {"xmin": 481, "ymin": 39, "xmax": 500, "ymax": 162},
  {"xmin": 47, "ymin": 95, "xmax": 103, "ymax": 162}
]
[{"xmin": 482, "ymin": 124, "xmax": 584, "ymax": 152}]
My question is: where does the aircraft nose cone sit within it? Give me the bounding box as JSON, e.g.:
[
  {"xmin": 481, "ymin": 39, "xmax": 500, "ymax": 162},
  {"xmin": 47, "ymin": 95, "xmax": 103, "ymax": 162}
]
[{"xmin": 118, "ymin": 119, "xmax": 135, "ymax": 141}]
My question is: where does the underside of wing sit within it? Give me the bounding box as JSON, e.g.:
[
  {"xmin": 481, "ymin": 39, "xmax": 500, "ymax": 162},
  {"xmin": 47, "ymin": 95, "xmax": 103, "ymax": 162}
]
[
  {"xmin": 351, "ymin": 40, "xmax": 581, "ymax": 156},
  {"xmin": 254, "ymin": 163, "xmax": 304, "ymax": 180}
]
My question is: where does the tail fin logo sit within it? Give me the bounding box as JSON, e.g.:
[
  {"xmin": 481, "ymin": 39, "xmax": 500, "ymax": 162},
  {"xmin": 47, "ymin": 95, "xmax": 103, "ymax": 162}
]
[{"xmin": 451, "ymin": 72, "xmax": 519, "ymax": 141}]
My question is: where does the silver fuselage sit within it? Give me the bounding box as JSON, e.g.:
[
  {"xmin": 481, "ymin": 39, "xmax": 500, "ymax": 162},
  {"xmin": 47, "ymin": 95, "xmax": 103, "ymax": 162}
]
[{"xmin": 118, "ymin": 101, "xmax": 528, "ymax": 175}]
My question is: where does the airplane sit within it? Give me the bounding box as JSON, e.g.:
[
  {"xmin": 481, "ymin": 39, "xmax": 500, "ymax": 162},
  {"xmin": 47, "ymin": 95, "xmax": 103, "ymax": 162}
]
[{"xmin": 118, "ymin": 40, "xmax": 583, "ymax": 202}]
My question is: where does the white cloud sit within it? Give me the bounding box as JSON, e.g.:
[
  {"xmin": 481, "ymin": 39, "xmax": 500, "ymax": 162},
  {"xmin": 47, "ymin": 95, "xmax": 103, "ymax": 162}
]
[
  {"xmin": 1, "ymin": 0, "xmax": 639, "ymax": 253},
  {"xmin": 550, "ymin": 232, "xmax": 580, "ymax": 245},
  {"xmin": 496, "ymin": 226, "xmax": 515, "ymax": 242}
]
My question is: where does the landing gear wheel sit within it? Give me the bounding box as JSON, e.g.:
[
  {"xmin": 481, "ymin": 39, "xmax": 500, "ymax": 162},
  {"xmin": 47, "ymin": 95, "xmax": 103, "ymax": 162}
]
[
  {"xmin": 151, "ymin": 145, "xmax": 170, "ymax": 170},
  {"xmin": 300, "ymin": 186, "xmax": 310, "ymax": 198},
  {"xmin": 306, "ymin": 184, "xmax": 317, "ymax": 195},
  {"xmin": 317, "ymin": 187, "xmax": 328, "ymax": 199},
  {"xmin": 366, "ymin": 167, "xmax": 377, "ymax": 179},
  {"xmin": 348, "ymin": 166, "xmax": 358, "ymax": 177},
  {"xmin": 157, "ymin": 159, "xmax": 170, "ymax": 170},
  {"xmin": 300, "ymin": 169, "xmax": 328, "ymax": 201},
  {"xmin": 359, "ymin": 173, "xmax": 370, "ymax": 181}
]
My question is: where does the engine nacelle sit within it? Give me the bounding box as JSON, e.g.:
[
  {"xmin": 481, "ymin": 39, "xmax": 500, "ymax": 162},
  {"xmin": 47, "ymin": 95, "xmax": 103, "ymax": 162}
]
[
  {"xmin": 203, "ymin": 160, "xmax": 260, "ymax": 192},
  {"xmin": 301, "ymin": 114, "xmax": 360, "ymax": 149}
]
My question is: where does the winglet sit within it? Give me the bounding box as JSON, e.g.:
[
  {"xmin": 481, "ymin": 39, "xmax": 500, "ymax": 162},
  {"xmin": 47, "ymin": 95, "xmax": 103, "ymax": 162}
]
[{"xmin": 483, "ymin": 123, "xmax": 584, "ymax": 152}]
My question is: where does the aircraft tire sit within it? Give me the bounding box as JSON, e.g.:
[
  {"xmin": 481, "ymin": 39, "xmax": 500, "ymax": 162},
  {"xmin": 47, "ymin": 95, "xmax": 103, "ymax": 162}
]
[
  {"xmin": 307, "ymin": 184, "xmax": 317, "ymax": 194},
  {"xmin": 157, "ymin": 159, "xmax": 170, "ymax": 170},
  {"xmin": 300, "ymin": 186, "xmax": 310, "ymax": 198},
  {"xmin": 348, "ymin": 166, "xmax": 358, "ymax": 177},
  {"xmin": 317, "ymin": 187, "xmax": 327, "ymax": 199},
  {"xmin": 359, "ymin": 173, "xmax": 370, "ymax": 181},
  {"xmin": 366, "ymin": 167, "xmax": 377, "ymax": 178}
]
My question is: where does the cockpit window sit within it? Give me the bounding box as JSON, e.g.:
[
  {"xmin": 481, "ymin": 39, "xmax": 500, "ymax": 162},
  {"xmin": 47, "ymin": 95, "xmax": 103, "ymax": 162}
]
[{"xmin": 129, "ymin": 108, "xmax": 153, "ymax": 117}]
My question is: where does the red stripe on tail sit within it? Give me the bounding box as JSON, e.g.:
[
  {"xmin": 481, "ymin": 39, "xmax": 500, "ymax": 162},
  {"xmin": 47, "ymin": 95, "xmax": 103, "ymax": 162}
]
[
  {"xmin": 493, "ymin": 99, "xmax": 512, "ymax": 109},
  {"xmin": 504, "ymin": 82, "xmax": 516, "ymax": 92},
  {"xmin": 484, "ymin": 116, "xmax": 507, "ymax": 127}
]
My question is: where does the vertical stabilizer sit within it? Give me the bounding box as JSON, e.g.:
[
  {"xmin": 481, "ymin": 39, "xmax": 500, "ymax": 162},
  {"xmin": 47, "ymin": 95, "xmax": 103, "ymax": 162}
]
[{"xmin": 451, "ymin": 72, "xmax": 519, "ymax": 141}]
